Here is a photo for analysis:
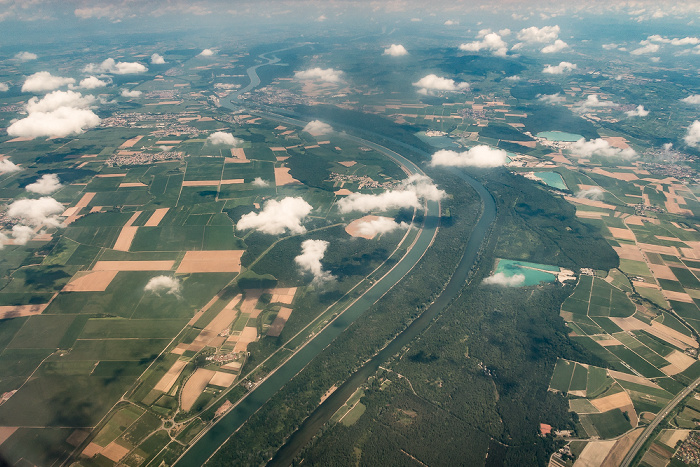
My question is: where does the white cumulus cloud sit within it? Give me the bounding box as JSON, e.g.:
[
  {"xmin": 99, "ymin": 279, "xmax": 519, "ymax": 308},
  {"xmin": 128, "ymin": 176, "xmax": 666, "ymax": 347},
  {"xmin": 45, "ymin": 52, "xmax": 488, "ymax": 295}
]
[
  {"xmin": 459, "ymin": 33, "xmax": 508, "ymax": 57},
  {"xmin": 295, "ymin": 239, "xmax": 335, "ymax": 286},
  {"xmin": 15, "ymin": 51, "xmax": 37, "ymax": 61},
  {"xmin": 8, "ymin": 107, "xmax": 100, "ymax": 139},
  {"xmin": 237, "ymin": 197, "xmax": 312, "ymax": 235},
  {"xmin": 681, "ymin": 95, "xmax": 700, "ymax": 104},
  {"xmin": 144, "ymin": 276, "xmax": 181, "ymax": 296},
  {"xmin": 199, "ymin": 48, "xmax": 215, "ymax": 56},
  {"xmin": 383, "ymin": 44, "xmax": 408, "ymax": 56},
  {"xmin": 570, "ymin": 138, "xmax": 636, "ymax": 158},
  {"xmin": 413, "ymin": 74, "xmax": 469, "ymax": 95},
  {"xmin": 150, "ymin": 53, "xmax": 166, "ymax": 64},
  {"xmin": 294, "ymin": 67, "xmax": 344, "ymax": 83},
  {"xmin": 517, "ymin": 25, "xmax": 560, "ymax": 43},
  {"xmin": 355, "ymin": 217, "xmax": 409, "ymax": 238},
  {"xmin": 483, "ymin": 272, "xmax": 525, "ymax": 286},
  {"xmin": 22, "ymin": 71, "xmax": 76, "ymax": 93},
  {"xmin": 11, "ymin": 225, "xmax": 35, "ymax": 245},
  {"xmin": 542, "ymin": 61, "xmax": 577, "ymax": 74},
  {"xmin": 83, "ymin": 58, "xmax": 147, "ymax": 75},
  {"xmin": 303, "ymin": 120, "xmax": 333, "ymax": 136},
  {"xmin": 430, "ymin": 146, "xmax": 508, "ymax": 168},
  {"xmin": 0, "ymin": 159, "xmax": 21, "ymax": 174},
  {"xmin": 626, "ymin": 105, "xmax": 649, "ymax": 117},
  {"xmin": 541, "ymin": 39, "xmax": 569, "ymax": 53},
  {"xmin": 121, "ymin": 89, "xmax": 142, "ymax": 98},
  {"xmin": 252, "ymin": 177, "xmax": 270, "ymax": 187},
  {"xmin": 572, "ymin": 94, "xmax": 619, "ymax": 113},
  {"xmin": 338, "ymin": 174, "xmax": 444, "ymax": 213},
  {"xmin": 6, "ymin": 196, "xmax": 64, "ymax": 228},
  {"xmin": 207, "ymin": 131, "xmax": 240, "ymax": 146},
  {"xmin": 25, "ymin": 90, "xmax": 96, "ymax": 113},
  {"xmin": 576, "ymin": 187, "xmax": 605, "ymax": 200},
  {"xmin": 79, "ymin": 76, "xmax": 109, "ymax": 89},
  {"xmin": 0, "ymin": 83, "xmax": 8, "ymax": 92},
  {"xmin": 685, "ymin": 121, "xmax": 700, "ymax": 147},
  {"xmin": 26, "ymin": 174, "xmax": 62, "ymax": 194},
  {"xmin": 538, "ymin": 93, "xmax": 566, "ymax": 104},
  {"xmin": 631, "ymin": 43, "xmax": 660, "ymax": 55},
  {"xmin": 444, "ymin": 20, "xmax": 458, "ymax": 26}
]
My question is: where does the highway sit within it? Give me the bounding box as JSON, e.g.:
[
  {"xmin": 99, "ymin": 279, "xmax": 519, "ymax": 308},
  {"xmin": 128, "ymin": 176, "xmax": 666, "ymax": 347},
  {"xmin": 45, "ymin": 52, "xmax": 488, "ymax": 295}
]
[{"xmin": 620, "ymin": 375, "xmax": 700, "ymax": 466}]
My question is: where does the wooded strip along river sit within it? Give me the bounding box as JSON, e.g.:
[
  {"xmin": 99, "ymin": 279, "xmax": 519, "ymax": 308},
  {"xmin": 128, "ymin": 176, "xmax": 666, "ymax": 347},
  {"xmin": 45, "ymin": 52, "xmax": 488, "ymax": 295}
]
[{"xmin": 175, "ymin": 48, "xmax": 497, "ymax": 466}]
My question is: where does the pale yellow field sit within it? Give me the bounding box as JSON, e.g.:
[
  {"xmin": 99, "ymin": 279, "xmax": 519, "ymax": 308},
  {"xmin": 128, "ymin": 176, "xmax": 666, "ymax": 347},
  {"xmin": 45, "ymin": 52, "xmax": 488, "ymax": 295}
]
[
  {"xmin": 63, "ymin": 270, "xmax": 118, "ymax": 292},
  {"xmin": 181, "ymin": 369, "xmax": 215, "ymax": 411},
  {"xmin": 176, "ymin": 250, "xmax": 243, "ymax": 273}
]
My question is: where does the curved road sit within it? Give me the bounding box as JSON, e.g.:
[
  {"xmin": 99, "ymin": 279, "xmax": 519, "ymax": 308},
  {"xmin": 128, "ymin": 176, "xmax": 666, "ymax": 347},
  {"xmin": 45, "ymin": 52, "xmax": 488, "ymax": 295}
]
[
  {"xmin": 176, "ymin": 46, "xmax": 496, "ymax": 467},
  {"xmin": 620, "ymin": 376, "xmax": 700, "ymax": 467}
]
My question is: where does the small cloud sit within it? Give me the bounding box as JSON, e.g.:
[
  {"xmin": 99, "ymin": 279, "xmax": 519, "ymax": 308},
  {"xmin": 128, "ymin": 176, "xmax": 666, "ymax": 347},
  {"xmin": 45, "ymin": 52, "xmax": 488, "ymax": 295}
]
[
  {"xmin": 413, "ymin": 74, "xmax": 469, "ymax": 95},
  {"xmin": 295, "ymin": 239, "xmax": 335, "ymax": 286},
  {"xmin": 252, "ymin": 177, "xmax": 270, "ymax": 187},
  {"xmin": 236, "ymin": 197, "xmax": 313, "ymax": 235},
  {"xmin": 542, "ymin": 61, "xmax": 577, "ymax": 74},
  {"xmin": 0, "ymin": 83, "xmax": 8, "ymax": 92},
  {"xmin": 572, "ymin": 94, "xmax": 619, "ymax": 113},
  {"xmin": 430, "ymin": 146, "xmax": 508, "ymax": 168},
  {"xmin": 316, "ymin": 14, "xmax": 327, "ymax": 22},
  {"xmin": 602, "ymin": 43, "xmax": 618, "ymax": 50},
  {"xmin": 121, "ymin": 89, "xmax": 142, "ymax": 98},
  {"xmin": 79, "ymin": 76, "xmax": 109, "ymax": 89},
  {"xmin": 150, "ymin": 53, "xmax": 166, "ymax": 64},
  {"xmin": 26, "ymin": 174, "xmax": 62, "ymax": 194},
  {"xmin": 483, "ymin": 272, "xmax": 525, "ymax": 286},
  {"xmin": 337, "ymin": 174, "xmax": 444, "ymax": 213},
  {"xmin": 11, "ymin": 225, "xmax": 35, "ymax": 245},
  {"xmin": 410, "ymin": 18, "xmax": 421, "ymax": 22},
  {"xmin": 294, "ymin": 67, "xmax": 344, "ymax": 83},
  {"xmin": 626, "ymin": 105, "xmax": 649, "ymax": 117},
  {"xmin": 576, "ymin": 187, "xmax": 605, "ymax": 200},
  {"xmin": 538, "ymin": 93, "xmax": 566, "ymax": 104},
  {"xmin": 199, "ymin": 48, "xmax": 215, "ymax": 56},
  {"xmin": 15, "ymin": 51, "xmax": 37, "ymax": 61},
  {"xmin": 207, "ymin": 131, "xmax": 240, "ymax": 146},
  {"xmin": 354, "ymin": 217, "xmax": 409, "ymax": 238},
  {"xmin": 684, "ymin": 121, "xmax": 700, "ymax": 147},
  {"xmin": 444, "ymin": 20, "xmax": 458, "ymax": 26},
  {"xmin": 459, "ymin": 33, "xmax": 508, "ymax": 57},
  {"xmin": 303, "ymin": 120, "xmax": 333, "ymax": 136},
  {"xmin": 383, "ymin": 44, "xmax": 408, "ymax": 56},
  {"xmin": 570, "ymin": 138, "xmax": 636, "ymax": 158},
  {"xmin": 631, "ymin": 43, "xmax": 660, "ymax": 55},
  {"xmin": 6, "ymin": 196, "xmax": 64, "ymax": 227},
  {"xmin": 84, "ymin": 58, "xmax": 147, "ymax": 74},
  {"xmin": 504, "ymin": 75, "xmax": 521, "ymax": 81},
  {"xmin": 541, "ymin": 39, "xmax": 569, "ymax": 53},
  {"xmin": 681, "ymin": 95, "xmax": 700, "ymax": 104},
  {"xmin": 144, "ymin": 275, "xmax": 181, "ymax": 296},
  {"xmin": 0, "ymin": 159, "xmax": 21, "ymax": 174},
  {"xmin": 517, "ymin": 25, "xmax": 560, "ymax": 43},
  {"xmin": 22, "ymin": 71, "xmax": 76, "ymax": 93}
]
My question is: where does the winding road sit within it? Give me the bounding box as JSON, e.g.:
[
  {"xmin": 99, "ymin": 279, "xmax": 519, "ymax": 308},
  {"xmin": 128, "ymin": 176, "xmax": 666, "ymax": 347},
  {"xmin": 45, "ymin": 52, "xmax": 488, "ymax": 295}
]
[{"xmin": 174, "ymin": 45, "xmax": 497, "ymax": 467}]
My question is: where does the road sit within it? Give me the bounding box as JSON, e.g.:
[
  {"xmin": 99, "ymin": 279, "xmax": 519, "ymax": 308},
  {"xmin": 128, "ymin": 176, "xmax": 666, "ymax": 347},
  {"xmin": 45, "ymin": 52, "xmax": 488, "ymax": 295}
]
[{"xmin": 620, "ymin": 375, "xmax": 700, "ymax": 466}]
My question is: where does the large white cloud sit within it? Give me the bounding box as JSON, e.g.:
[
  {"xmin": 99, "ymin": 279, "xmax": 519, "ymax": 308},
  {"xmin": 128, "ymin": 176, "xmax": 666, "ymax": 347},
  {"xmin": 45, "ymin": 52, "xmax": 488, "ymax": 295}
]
[
  {"xmin": 383, "ymin": 44, "xmax": 408, "ymax": 56},
  {"xmin": 631, "ymin": 43, "xmax": 660, "ymax": 55},
  {"xmin": 413, "ymin": 74, "xmax": 469, "ymax": 95},
  {"xmin": 15, "ymin": 51, "xmax": 37, "ymax": 61},
  {"xmin": 483, "ymin": 272, "xmax": 525, "ymax": 286},
  {"xmin": 648, "ymin": 35, "xmax": 700, "ymax": 46},
  {"xmin": 199, "ymin": 49, "xmax": 215, "ymax": 56},
  {"xmin": 542, "ymin": 61, "xmax": 577, "ymax": 74},
  {"xmin": 303, "ymin": 120, "xmax": 333, "ymax": 136},
  {"xmin": 681, "ymin": 95, "xmax": 700, "ymax": 104},
  {"xmin": 6, "ymin": 197, "xmax": 64, "ymax": 227},
  {"xmin": 294, "ymin": 67, "xmax": 344, "ymax": 83},
  {"xmin": 626, "ymin": 105, "xmax": 649, "ymax": 117},
  {"xmin": 22, "ymin": 72, "xmax": 76, "ymax": 93},
  {"xmin": 684, "ymin": 121, "xmax": 700, "ymax": 147},
  {"xmin": 572, "ymin": 94, "xmax": 618, "ymax": 113},
  {"xmin": 459, "ymin": 33, "xmax": 508, "ymax": 57},
  {"xmin": 517, "ymin": 25, "xmax": 560, "ymax": 43},
  {"xmin": 207, "ymin": 131, "xmax": 240, "ymax": 146},
  {"xmin": 10, "ymin": 225, "xmax": 35, "ymax": 245},
  {"xmin": 144, "ymin": 275, "xmax": 181, "ymax": 296},
  {"xmin": 8, "ymin": 107, "xmax": 100, "ymax": 139},
  {"xmin": 430, "ymin": 145, "xmax": 508, "ymax": 168},
  {"xmin": 295, "ymin": 239, "xmax": 335, "ymax": 286},
  {"xmin": 237, "ymin": 197, "xmax": 312, "ymax": 235},
  {"xmin": 570, "ymin": 138, "xmax": 636, "ymax": 158},
  {"xmin": 26, "ymin": 174, "xmax": 62, "ymax": 194},
  {"xmin": 121, "ymin": 89, "xmax": 142, "ymax": 98},
  {"xmin": 355, "ymin": 217, "xmax": 409, "ymax": 238},
  {"xmin": 83, "ymin": 58, "xmax": 147, "ymax": 75},
  {"xmin": 151, "ymin": 53, "xmax": 166, "ymax": 64},
  {"xmin": 338, "ymin": 174, "xmax": 444, "ymax": 213},
  {"xmin": 0, "ymin": 159, "xmax": 21, "ymax": 174},
  {"xmin": 79, "ymin": 76, "xmax": 109, "ymax": 89},
  {"xmin": 25, "ymin": 90, "xmax": 96, "ymax": 113},
  {"xmin": 541, "ymin": 39, "xmax": 569, "ymax": 53}
]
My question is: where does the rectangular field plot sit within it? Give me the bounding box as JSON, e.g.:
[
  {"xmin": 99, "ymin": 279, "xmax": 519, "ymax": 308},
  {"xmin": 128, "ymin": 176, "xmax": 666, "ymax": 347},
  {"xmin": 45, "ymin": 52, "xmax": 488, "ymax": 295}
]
[
  {"xmin": 80, "ymin": 318, "xmax": 187, "ymax": 339},
  {"xmin": 586, "ymin": 409, "xmax": 633, "ymax": 439},
  {"xmin": 550, "ymin": 359, "xmax": 576, "ymax": 392}
]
